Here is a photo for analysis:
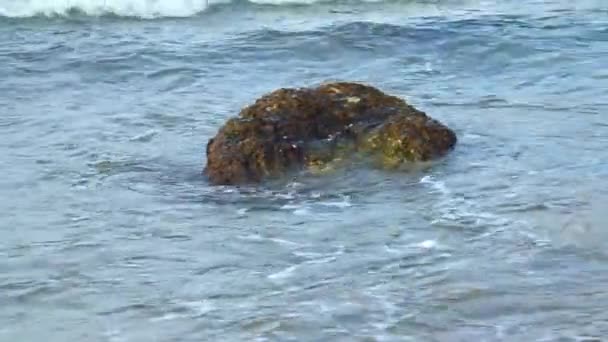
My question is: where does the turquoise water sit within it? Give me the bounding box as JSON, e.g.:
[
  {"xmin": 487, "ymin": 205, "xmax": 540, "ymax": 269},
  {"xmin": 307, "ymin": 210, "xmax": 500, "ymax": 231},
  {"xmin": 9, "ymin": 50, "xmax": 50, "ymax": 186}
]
[{"xmin": 1, "ymin": 0, "xmax": 608, "ymax": 340}]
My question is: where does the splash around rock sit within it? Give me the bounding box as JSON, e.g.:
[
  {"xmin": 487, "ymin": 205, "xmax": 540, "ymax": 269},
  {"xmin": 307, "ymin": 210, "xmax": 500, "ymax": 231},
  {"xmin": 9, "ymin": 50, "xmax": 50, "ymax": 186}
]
[{"xmin": 203, "ymin": 82, "xmax": 457, "ymax": 185}]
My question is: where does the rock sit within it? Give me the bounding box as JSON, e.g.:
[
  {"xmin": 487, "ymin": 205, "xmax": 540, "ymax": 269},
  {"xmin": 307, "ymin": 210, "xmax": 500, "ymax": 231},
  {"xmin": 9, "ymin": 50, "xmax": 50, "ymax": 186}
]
[{"xmin": 204, "ymin": 82, "xmax": 456, "ymax": 185}]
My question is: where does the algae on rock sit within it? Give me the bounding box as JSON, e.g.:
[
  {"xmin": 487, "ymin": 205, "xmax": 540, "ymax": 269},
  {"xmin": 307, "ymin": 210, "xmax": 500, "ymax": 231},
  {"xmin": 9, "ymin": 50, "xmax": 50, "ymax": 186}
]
[{"xmin": 204, "ymin": 82, "xmax": 457, "ymax": 185}]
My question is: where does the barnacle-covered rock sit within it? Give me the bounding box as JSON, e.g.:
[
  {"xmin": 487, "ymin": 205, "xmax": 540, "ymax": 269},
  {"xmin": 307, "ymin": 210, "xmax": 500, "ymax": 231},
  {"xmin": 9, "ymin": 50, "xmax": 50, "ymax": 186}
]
[{"xmin": 204, "ymin": 82, "xmax": 456, "ymax": 185}]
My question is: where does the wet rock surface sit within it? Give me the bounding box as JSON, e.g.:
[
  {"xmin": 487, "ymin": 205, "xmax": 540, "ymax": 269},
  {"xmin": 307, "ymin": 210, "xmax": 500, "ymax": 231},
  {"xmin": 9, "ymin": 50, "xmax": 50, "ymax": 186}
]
[{"xmin": 204, "ymin": 82, "xmax": 457, "ymax": 185}]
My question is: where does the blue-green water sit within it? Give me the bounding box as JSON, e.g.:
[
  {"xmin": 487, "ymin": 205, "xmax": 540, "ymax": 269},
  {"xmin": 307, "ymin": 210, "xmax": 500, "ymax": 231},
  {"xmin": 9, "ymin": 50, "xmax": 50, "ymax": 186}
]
[{"xmin": 1, "ymin": 0, "xmax": 608, "ymax": 340}]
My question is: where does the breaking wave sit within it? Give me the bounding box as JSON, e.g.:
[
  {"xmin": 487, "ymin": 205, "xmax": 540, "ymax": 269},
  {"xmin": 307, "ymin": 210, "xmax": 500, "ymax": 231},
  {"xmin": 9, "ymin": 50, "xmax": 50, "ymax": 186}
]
[
  {"xmin": 0, "ymin": 0, "xmax": 211, "ymax": 18},
  {"xmin": 0, "ymin": 0, "xmax": 393, "ymax": 18}
]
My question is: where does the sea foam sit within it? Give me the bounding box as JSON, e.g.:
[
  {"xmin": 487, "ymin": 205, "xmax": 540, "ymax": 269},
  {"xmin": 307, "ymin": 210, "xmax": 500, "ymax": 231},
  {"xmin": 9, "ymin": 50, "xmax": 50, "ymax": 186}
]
[{"xmin": 0, "ymin": 0, "xmax": 210, "ymax": 18}]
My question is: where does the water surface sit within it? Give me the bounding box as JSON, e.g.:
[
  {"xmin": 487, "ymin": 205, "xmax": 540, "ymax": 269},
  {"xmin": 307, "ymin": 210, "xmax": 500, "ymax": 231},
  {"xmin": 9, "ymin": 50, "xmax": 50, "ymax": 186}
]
[{"xmin": 1, "ymin": 0, "xmax": 608, "ymax": 340}]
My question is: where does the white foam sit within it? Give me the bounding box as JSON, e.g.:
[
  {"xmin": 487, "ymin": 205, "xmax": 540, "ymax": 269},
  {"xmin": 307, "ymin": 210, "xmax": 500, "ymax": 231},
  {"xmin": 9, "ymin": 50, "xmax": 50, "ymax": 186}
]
[
  {"xmin": 181, "ymin": 300, "xmax": 215, "ymax": 316},
  {"xmin": 310, "ymin": 191, "xmax": 322, "ymax": 199},
  {"xmin": 383, "ymin": 245, "xmax": 401, "ymax": 254},
  {"xmin": 419, "ymin": 175, "xmax": 433, "ymax": 183},
  {"xmin": 129, "ymin": 129, "xmax": 158, "ymax": 142},
  {"xmin": 422, "ymin": 174, "xmax": 516, "ymax": 243},
  {"xmin": 280, "ymin": 203, "xmax": 300, "ymax": 210},
  {"xmin": 275, "ymin": 192, "xmax": 296, "ymax": 200},
  {"xmin": 0, "ymin": 0, "xmax": 209, "ymax": 18},
  {"xmin": 149, "ymin": 312, "xmax": 182, "ymax": 322},
  {"xmin": 149, "ymin": 300, "xmax": 214, "ymax": 322},
  {"xmin": 293, "ymin": 207, "xmax": 310, "ymax": 216},
  {"xmin": 420, "ymin": 175, "xmax": 450, "ymax": 195},
  {"xmin": 415, "ymin": 239, "xmax": 437, "ymax": 249},
  {"xmin": 0, "ymin": 0, "xmax": 416, "ymax": 18},
  {"xmin": 319, "ymin": 197, "xmax": 352, "ymax": 208},
  {"xmin": 239, "ymin": 234, "xmax": 304, "ymax": 247},
  {"xmin": 268, "ymin": 265, "xmax": 298, "ymax": 280},
  {"xmin": 268, "ymin": 237, "xmax": 302, "ymax": 247},
  {"xmin": 279, "ymin": 202, "xmax": 311, "ymax": 215}
]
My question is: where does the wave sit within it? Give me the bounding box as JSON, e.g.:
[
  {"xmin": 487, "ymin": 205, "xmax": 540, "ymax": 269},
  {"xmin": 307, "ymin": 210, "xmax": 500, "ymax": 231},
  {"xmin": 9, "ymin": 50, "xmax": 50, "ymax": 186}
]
[
  {"xmin": 0, "ymin": 0, "xmax": 392, "ymax": 18},
  {"xmin": 0, "ymin": 0, "xmax": 211, "ymax": 18}
]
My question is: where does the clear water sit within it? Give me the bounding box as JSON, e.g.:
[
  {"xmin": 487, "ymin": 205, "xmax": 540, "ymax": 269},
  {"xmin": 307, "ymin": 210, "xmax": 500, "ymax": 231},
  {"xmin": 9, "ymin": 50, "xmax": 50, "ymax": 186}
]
[{"xmin": 1, "ymin": 0, "xmax": 608, "ymax": 340}]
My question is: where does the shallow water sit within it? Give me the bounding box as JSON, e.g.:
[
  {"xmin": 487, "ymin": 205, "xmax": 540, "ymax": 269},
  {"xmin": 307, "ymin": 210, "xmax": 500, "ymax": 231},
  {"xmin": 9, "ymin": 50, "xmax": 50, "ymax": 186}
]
[{"xmin": 1, "ymin": 0, "xmax": 608, "ymax": 340}]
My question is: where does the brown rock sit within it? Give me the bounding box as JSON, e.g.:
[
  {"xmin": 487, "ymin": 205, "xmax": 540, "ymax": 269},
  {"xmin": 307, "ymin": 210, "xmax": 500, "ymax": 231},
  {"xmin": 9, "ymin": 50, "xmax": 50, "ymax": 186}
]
[{"xmin": 204, "ymin": 82, "xmax": 456, "ymax": 185}]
